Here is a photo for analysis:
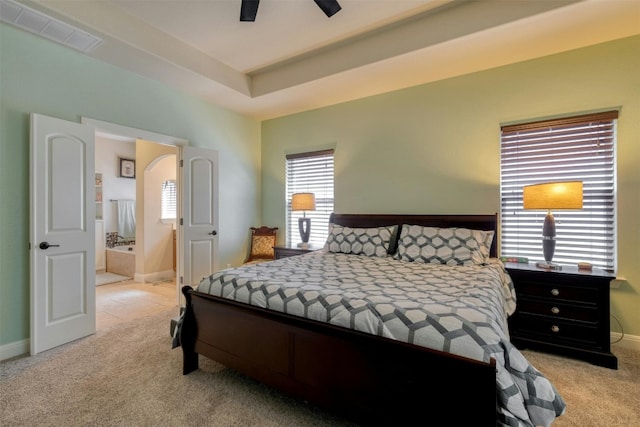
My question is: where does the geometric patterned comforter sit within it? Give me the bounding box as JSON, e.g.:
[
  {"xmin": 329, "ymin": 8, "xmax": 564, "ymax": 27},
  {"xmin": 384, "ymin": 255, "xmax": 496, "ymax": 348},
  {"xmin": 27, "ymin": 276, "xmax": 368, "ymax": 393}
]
[{"xmin": 193, "ymin": 250, "xmax": 566, "ymax": 427}]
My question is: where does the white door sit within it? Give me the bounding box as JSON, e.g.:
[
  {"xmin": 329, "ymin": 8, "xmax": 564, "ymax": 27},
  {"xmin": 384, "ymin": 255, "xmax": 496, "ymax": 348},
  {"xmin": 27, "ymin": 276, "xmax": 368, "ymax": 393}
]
[
  {"xmin": 30, "ymin": 114, "xmax": 96, "ymax": 355},
  {"xmin": 179, "ymin": 146, "xmax": 219, "ymax": 290}
]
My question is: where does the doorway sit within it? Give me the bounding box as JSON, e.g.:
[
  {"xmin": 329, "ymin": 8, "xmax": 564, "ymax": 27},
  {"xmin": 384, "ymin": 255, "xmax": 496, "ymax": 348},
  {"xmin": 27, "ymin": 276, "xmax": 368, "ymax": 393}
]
[
  {"xmin": 83, "ymin": 118, "xmax": 187, "ymax": 302},
  {"xmin": 95, "ymin": 133, "xmax": 137, "ymax": 286},
  {"xmin": 85, "ymin": 117, "xmax": 221, "ymax": 304},
  {"xmin": 94, "ymin": 136, "xmax": 177, "ymax": 280}
]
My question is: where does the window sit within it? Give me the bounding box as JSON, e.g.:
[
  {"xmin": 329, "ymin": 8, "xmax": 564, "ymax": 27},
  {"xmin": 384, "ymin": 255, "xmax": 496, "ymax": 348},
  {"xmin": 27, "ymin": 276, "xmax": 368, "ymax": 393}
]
[
  {"xmin": 161, "ymin": 180, "xmax": 177, "ymax": 221},
  {"xmin": 500, "ymin": 111, "xmax": 617, "ymax": 271},
  {"xmin": 286, "ymin": 149, "xmax": 334, "ymax": 247}
]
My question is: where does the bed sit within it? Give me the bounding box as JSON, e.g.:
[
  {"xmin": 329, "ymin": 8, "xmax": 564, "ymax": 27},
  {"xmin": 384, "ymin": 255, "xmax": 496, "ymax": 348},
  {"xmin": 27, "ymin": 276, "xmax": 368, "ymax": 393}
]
[{"xmin": 176, "ymin": 213, "xmax": 565, "ymax": 426}]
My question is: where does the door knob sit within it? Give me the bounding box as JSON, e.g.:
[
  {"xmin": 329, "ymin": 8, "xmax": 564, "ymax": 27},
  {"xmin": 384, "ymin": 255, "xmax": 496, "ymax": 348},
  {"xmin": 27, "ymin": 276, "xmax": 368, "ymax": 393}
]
[
  {"xmin": 208, "ymin": 230, "xmax": 217, "ymax": 236},
  {"xmin": 39, "ymin": 242, "xmax": 60, "ymax": 250}
]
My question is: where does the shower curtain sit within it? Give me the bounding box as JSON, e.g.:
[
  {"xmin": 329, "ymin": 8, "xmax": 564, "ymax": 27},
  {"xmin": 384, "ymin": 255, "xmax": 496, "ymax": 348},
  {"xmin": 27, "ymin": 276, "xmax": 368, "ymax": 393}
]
[{"xmin": 117, "ymin": 200, "xmax": 136, "ymax": 240}]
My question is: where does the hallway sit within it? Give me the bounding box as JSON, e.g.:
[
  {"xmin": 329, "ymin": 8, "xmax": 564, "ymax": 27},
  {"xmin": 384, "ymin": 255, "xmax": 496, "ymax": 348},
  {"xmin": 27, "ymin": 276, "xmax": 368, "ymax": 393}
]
[{"xmin": 96, "ymin": 279, "xmax": 178, "ymax": 331}]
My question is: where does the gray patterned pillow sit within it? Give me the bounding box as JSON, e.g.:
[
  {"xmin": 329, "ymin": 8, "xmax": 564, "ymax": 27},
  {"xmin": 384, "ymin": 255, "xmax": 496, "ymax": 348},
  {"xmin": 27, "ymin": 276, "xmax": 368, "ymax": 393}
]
[
  {"xmin": 394, "ymin": 225, "xmax": 494, "ymax": 266},
  {"xmin": 325, "ymin": 223, "xmax": 398, "ymax": 257}
]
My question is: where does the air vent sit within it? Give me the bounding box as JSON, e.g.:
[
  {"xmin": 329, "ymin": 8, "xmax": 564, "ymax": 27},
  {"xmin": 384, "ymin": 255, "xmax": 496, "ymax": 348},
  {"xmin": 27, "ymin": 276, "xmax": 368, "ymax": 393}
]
[{"xmin": 0, "ymin": 0, "xmax": 103, "ymax": 53}]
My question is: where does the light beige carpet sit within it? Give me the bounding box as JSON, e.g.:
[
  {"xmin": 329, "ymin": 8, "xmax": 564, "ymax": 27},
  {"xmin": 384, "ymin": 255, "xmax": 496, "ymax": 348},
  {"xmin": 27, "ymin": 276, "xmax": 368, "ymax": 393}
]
[
  {"xmin": 0, "ymin": 309, "xmax": 353, "ymax": 427},
  {"xmin": 522, "ymin": 345, "xmax": 640, "ymax": 426},
  {"xmin": 1, "ymin": 308, "xmax": 638, "ymax": 426}
]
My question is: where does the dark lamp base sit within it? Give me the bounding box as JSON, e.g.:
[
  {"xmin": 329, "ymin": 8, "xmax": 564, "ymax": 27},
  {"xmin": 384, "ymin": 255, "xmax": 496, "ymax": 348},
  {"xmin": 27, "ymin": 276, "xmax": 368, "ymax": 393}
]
[
  {"xmin": 542, "ymin": 212, "xmax": 557, "ymax": 263},
  {"xmin": 535, "ymin": 261, "xmax": 563, "ymax": 271},
  {"xmin": 298, "ymin": 217, "xmax": 311, "ymax": 244}
]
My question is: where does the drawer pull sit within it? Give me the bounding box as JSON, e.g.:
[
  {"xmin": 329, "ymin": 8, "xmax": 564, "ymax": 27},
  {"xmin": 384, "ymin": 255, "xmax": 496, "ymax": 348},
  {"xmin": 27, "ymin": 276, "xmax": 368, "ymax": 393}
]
[
  {"xmin": 551, "ymin": 288, "xmax": 560, "ymax": 296},
  {"xmin": 551, "ymin": 306, "xmax": 560, "ymax": 314},
  {"xmin": 551, "ymin": 325, "xmax": 560, "ymax": 333}
]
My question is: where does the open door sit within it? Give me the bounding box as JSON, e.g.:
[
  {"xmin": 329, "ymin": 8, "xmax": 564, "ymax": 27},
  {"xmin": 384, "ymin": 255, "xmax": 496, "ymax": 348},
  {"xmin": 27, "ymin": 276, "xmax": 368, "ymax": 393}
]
[
  {"xmin": 179, "ymin": 145, "xmax": 219, "ymax": 291},
  {"xmin": 30, "ymin": 114, "xmax": 96, "ymax": 355}
]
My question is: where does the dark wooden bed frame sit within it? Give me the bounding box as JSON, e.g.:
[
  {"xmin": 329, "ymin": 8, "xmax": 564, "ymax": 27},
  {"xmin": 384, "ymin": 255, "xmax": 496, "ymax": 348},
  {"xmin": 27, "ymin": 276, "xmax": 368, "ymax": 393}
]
[{"xmin": 180, "ymin": 213, "xmax": 499, "ymax": 426}]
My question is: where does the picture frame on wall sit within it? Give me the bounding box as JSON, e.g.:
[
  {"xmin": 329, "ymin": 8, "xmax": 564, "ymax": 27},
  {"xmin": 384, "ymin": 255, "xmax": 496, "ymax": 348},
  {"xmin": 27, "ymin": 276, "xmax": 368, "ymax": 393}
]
[{"xmin": 119, "ymin": 158, "xmax": 136, "ymax": 178}]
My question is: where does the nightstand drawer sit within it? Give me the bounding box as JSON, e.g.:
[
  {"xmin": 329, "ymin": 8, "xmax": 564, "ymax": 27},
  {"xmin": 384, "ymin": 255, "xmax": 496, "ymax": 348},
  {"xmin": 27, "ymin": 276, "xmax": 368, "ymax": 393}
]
[
  {"xmin": 514, "ymin": 282, "xmax": 598, "ymax": 304},
  {"xmin": 511, "ymin": 315, "xmax": 600, "ymax": 347},
  {"xmin": 516, "ymin": 298, "xmax": 599, "ymax": 323}
]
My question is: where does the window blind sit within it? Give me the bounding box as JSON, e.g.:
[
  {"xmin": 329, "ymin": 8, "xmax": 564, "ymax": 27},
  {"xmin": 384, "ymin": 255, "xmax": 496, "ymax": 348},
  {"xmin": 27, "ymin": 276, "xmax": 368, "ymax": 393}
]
[
  {"xmin": 500, "ymin": 111, "xmax": 617, "ymax": 271},
  {"xmin": 161, "ymin": 180, "xmax": 177, "ymax": 220},
  {"xmin": 286, "ymin": 149, "xmax": 334, "ymax": 247}
]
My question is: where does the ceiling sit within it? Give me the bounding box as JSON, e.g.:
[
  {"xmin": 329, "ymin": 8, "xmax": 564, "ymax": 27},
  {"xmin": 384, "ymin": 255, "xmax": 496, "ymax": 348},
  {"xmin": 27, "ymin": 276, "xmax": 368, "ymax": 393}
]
[{"xmin": 6, "ymin": 0, "xmax": 640, "ymax": 120}]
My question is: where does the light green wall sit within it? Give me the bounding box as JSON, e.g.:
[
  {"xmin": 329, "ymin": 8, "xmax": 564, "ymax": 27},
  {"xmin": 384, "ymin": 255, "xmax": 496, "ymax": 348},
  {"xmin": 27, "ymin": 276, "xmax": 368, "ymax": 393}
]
[
  {"xmin": 0, "ymin": 24, "xmax": 261, "ymax": 347},
  {"xmin": 262, "ymin": 36, "xmax": 640, "ymax": 338}
]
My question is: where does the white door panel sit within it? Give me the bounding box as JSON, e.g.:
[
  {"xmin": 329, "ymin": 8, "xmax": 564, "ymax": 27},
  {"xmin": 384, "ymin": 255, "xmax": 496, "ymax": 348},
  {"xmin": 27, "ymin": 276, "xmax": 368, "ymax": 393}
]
[
  {"xmin": 189, "ymin": 239, "xmax": 215, "ymax": 284},
  {"xmin": 31, "ymin": 113, "xmax": 95, "ymax": 355},
  {"xmin": 179, "ymin": 146, "xmax": 218, "ymax": 289}
]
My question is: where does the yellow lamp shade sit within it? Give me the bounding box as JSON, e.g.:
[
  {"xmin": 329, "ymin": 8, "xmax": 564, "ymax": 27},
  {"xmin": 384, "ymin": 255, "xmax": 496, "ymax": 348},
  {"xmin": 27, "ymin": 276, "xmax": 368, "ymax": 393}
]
[
  {"xmin": 291, "ymin": 193, "xmax": 316, "ymax": 211},
  {"xmin": 523, "ymin": 181, "xmax": 583, "ymax": 210}
]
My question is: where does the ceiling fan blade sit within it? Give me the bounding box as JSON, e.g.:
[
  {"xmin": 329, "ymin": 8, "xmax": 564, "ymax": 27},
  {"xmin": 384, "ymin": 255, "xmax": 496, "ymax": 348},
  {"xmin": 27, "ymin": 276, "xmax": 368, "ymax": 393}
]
[
  {"xmin": 240, "ymin": 0, "xmax": 259, "ymax": 22},
  {"xmin": 314, "ymin": 0, "xmax": 341, "ymax": 17}
]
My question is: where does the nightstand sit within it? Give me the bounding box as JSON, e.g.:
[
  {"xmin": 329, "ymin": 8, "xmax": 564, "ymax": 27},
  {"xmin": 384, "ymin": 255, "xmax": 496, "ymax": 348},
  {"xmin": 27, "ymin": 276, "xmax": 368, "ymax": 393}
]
[
  {"xmin": 505, "ymin": 262, "xmax": 617, "ymax": 369},
  {"xmin": 273, "ymin": 245, "xmax": 317, "ymax": 259}
]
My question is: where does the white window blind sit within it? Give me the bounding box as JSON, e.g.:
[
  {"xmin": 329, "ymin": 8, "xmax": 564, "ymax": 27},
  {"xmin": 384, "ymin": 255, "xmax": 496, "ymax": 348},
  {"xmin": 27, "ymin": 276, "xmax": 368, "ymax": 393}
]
[
  {"xmin": 286, "ymin": 149, "xmax": 334, "ymax": 247},
  {"xmin": 161, "ymin": 180, "xmax": 177, "ymax": 220},
  {"xmin": 500, "ymin": 111, "xmax": 617, "ymax": 271}
]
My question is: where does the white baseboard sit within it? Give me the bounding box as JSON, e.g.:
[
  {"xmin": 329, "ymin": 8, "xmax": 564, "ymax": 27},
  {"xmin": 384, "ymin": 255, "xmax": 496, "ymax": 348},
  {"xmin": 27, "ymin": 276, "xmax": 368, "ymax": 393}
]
[
  {"xmin": 0, "ymin": 338, "xmax": 29, "ymax": 362},
  {"xmin": 134, "ymin": 270, "xmax": 176, "ymax": 283},
  {"xmin": 611, "ymin": 332, "xmax": 640, "ymax": 353}
]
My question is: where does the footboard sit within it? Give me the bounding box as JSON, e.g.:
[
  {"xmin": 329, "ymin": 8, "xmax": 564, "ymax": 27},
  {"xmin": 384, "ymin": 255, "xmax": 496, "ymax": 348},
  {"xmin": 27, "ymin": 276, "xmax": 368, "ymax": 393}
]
[{"xmin": 180, "ymin": 286, "xmax": 497, "ymax": 426}]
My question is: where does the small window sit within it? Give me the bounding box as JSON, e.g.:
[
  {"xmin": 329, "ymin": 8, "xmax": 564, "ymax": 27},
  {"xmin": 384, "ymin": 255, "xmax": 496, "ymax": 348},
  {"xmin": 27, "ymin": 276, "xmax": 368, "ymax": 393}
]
[
  {"xmin": 161, "ymin": 180, "xmax": 177, "ymax": 221},
  {"xmin": 286, "ymin": 150, "xmax": 334, "ymax": 247},
  {"xmin": 500, "ymin": 111, "xmax": 618, "ymax": 271}
]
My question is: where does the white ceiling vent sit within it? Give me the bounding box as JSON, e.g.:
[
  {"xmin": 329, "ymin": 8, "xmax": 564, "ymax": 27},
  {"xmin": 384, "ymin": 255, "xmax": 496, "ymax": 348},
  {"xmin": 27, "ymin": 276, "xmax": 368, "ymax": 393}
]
[{"xmin": 0, "ymin": 0, "xmax": 103, "ymax": 53}]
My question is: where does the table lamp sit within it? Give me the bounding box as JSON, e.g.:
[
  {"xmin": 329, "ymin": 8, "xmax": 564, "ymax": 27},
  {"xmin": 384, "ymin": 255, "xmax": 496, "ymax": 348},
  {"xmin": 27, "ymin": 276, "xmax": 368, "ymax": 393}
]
[
  {"xmin": 523, "ymin": 181, "xmax": 583, "ymax": 268},
  {"xmin": 291, "ymin": 192, "xmax": 315, "ymax": 248}
]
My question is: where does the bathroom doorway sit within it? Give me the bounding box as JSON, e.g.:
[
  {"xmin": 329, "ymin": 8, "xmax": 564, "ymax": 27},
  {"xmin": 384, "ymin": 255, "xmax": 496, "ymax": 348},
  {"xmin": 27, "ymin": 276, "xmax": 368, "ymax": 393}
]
[
  {"xmin": 84, "ymin": 117, "xmax": 220, "ymax": 314},
  {"xmin": 95, "ymin": 135, "xmax": 178, "ymax": 288},
  {"xmin": 95, "ymin": 133, "xmax": 137, "ymax": 286}
]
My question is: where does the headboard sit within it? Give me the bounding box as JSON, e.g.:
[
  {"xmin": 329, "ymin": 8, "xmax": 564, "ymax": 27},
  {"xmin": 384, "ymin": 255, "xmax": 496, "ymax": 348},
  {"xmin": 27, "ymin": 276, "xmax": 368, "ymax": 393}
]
[{"xmin": 329, "ymin": 213, "xmax": 498, "ymax": 258}]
